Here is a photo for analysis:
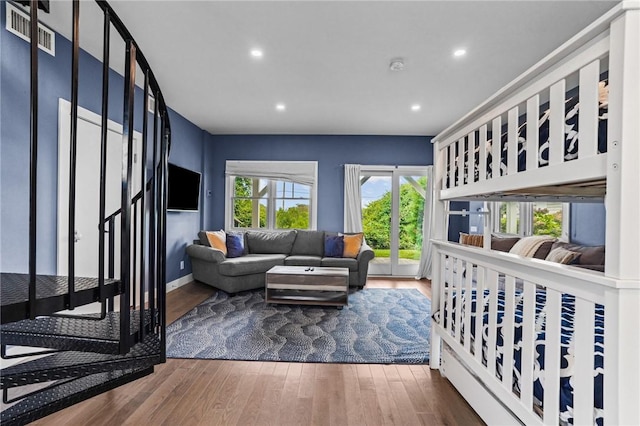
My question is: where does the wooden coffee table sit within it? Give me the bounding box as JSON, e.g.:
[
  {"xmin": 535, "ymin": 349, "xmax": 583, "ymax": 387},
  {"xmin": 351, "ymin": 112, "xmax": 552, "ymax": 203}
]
[{"xmin": 265, "ymin": 265, "xmax": 349, "ymax": 307}]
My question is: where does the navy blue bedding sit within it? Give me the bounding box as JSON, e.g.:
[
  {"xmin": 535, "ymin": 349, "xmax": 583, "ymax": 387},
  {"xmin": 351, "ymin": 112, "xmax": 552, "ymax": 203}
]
[
  {"xmin": 440, "ymin": 288, "xmax": 605, "ymax": 425},
  {"xmin": 447, "ymin": 76, "xmax": 608, "ymax": 187}
]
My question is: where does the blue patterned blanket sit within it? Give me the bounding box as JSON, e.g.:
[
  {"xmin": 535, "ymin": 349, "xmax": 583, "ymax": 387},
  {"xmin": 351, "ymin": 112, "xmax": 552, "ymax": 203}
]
[{"xmin": 441, "ymin": 288, "xmax": 604, "ymax": 425}]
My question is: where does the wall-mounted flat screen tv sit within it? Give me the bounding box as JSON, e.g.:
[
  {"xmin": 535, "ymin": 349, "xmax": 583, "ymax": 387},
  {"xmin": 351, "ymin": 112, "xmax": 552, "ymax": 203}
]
[{"xmin": 168, "ymin": 163, "xmax": 201, "ymax": 211}]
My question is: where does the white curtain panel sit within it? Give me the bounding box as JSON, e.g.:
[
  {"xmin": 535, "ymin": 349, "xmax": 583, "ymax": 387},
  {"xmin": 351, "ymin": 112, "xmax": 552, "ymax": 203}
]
[
  {"xmin": 416, "ymin": 166, "xmax": 435, "ymax": 279},
  {"xmin": 225, "ymin": 160, "xmax": 317, "ymax": 186},
  {"xmin": 343, "ymin": 164, "xmax": 363, "ymax": 232}
]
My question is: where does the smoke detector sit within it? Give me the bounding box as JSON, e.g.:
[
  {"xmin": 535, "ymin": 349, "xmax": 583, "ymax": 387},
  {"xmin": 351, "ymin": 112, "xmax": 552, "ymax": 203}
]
[{"xmin": 389, "ymin": 59, "xmax": 405, "ymax": 72}]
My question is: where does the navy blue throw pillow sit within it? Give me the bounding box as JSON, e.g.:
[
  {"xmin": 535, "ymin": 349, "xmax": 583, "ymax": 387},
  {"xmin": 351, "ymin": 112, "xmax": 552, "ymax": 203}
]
[
  {"xmin": 226, "ymin": 233, "xmax": 244, "ymax": 258},
  {"xmin": 324, "ymin": 235, "xmax": 344, "ymax": 258}
]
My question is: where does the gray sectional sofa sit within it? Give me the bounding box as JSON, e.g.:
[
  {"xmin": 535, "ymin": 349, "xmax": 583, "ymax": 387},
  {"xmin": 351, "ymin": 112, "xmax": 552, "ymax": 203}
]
[{"xmin": 186, "ymin": 230, "xmax": 375, "ymax": 294}]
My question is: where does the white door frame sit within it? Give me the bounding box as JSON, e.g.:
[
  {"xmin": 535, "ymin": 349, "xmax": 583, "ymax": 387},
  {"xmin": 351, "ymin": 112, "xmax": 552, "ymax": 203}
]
[
  {"xmin": 361, "ymin": 165, "xmax": 429, "ymax": 276},
  {"xmin": 57, "ymin": 98, "xmax": 142, "ymax": 277}
]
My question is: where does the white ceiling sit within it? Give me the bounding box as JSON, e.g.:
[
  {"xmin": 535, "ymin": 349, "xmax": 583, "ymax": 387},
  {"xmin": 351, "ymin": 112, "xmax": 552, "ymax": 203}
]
[{"xmin": 38, "ymin": 0, "xmax": 617, "ymax": 136}]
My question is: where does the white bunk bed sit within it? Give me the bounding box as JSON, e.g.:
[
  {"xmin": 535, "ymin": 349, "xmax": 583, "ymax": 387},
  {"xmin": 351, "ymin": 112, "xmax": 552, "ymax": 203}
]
[{"xmin": 429, "ymin": 3, "xmax": 639, "ymax": 425}]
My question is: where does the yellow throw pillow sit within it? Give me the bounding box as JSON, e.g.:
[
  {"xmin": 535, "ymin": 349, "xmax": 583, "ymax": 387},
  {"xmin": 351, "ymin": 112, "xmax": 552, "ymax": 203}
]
[
  {"xmin": 206, "ymin": 230, "xmax": 227, "ymax": 256},
  {"xmin": 342, "ymin": 233, "xmax": 364, "ymax": 258}
]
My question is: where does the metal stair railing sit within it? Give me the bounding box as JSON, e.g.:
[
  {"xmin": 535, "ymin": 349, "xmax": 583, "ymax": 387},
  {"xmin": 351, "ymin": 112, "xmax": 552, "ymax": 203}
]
[{"xmin": 0, "ymin": 0, "xmax": 170, "ymax": 422}]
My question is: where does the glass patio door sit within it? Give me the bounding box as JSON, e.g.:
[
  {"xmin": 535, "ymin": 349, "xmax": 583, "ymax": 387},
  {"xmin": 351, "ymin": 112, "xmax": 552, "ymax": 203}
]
[{"xmin": 360, "ymin": 167, "xmax": 428, "ymax": 276}]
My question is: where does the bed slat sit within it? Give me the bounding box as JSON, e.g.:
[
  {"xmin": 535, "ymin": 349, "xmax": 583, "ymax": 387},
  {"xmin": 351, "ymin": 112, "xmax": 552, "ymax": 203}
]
[
  {"xmin": 501, "ymin": 275, "xmax": 516, "ymax": 393},
  {"xmin": 455, "ymin": 258, "xmax": 464, "ymax": 342},
  {"xmin": 448, "ymin": 145, "xmax": 454, "ymax": 189},
  {"xmin": 487, "ymin": 269, "xmax": 499, "ymax": 377},
  {"xmin": 446, "ymin": 255, "xmax": 454, "ymax": 336},
  {"xmin": 549, "ymin": 80, "xmax": 566, "ymax": 166},
  {"xmin": 578, "ymin": 60, "xmax": 600, "ymax": 159},
  {"xmin": 519, "ymin": 282, "xmax": 537, "ymax": 411},
  {"xmin": 507, "ymin": 107, "xmax": 519, "ymax": 175},
  {"xmin": 439, "ymin": 253, "xmax": 446, "ymax": 326},
  {"xmin": 468, "ymin": 132, "xmax": 476, "ymax": 183},
  {"xmin": 457, "ymin": 139, "xmax": 464, "ymax": 187},
  {"xmin": 543, "ymin": 289, "xmax": 562, "ymax": 425},
  {"xmin": 573, "ymin": 297, "xmax": 595, "ymax": 426},
  {"xmin": 526, "ymin": 95, "xmax": 540, "ymax": 171},
  {"xmin": 463, "ymin": 260, "xmax": 474, "ymax": 350},
  {"xmin": 474, "ymin": 266, "xmax": 486, "ymax": 363},
  {"xmin": 479, "ymin": 124, "xmax": 487, "ymax": 182},
  {"xmin": 491, "ymin": 117, "xmax": 501, "ymax": 178}
]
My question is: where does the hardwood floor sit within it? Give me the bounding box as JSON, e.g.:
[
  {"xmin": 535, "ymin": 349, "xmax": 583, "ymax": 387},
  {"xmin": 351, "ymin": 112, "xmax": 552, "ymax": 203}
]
[{"xmin": 31, "ymin": 278, "xmax": 483, "ymax": 426}]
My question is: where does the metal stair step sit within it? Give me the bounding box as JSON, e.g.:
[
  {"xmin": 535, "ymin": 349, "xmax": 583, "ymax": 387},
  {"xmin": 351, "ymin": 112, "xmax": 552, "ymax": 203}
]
[
  {"xmin": 1, "ymin": 273, "xmax": 121, "ymax": 324},
  {"xmin": 1, "ymin": 336, "xmax": 161, "ymax": 390},
  {"xmin": 1, "ymin": 311, "xmax": 152, "ymax": 355},
  {"xmin": 0, "ymin": 366, "xmax": 154, "ymax": 426}
]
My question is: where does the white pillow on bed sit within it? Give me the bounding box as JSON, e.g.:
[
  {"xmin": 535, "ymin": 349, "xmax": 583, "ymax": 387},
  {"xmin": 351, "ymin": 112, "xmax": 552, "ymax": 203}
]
[
  {"xmin": 545, "ymin": 247, "xmax": 581, "ymax": 264},
  {"xmin": 509, "ymin": 235, "xmax": 556, "ymax": 258}
]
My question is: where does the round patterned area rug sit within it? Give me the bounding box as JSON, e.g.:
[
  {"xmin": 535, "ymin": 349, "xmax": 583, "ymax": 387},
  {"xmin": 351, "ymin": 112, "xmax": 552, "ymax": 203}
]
[{"xmin": 166, "ymin": 288, "xmax": 430, "ymax": 364}]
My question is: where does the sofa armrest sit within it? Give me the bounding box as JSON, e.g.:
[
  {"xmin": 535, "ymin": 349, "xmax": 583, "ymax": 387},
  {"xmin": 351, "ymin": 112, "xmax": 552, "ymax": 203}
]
[
  {"xmin": 357, "ymin": 242, "xmax": 375, "ymax": 263},
  {"xmin": 186, "ymin": 244, "xmax": 226, "ymax": 263}
]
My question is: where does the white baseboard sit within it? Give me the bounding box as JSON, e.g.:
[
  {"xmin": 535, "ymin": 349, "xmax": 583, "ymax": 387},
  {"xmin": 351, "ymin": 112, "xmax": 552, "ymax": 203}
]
[{"xmin": 167, "ymin": 273, "xmax": 194, "ymax": 293}]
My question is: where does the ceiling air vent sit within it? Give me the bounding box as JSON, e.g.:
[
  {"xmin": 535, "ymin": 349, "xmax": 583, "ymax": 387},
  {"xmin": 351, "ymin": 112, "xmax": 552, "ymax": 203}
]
[{"xmin": 5, "ymin": 2, "xmax": 55, "ymax": 56}]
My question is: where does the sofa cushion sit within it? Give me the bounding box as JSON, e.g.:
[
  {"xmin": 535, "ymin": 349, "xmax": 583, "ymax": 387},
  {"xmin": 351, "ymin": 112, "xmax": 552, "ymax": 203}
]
[
  {"xmin": 284, "ymin": 255, "xmax": 322, "ymax": 267},
  {"xmin": 551, "ymin": 242, "xmax": 605, "ymax": 267},
  {"xmin": 206, "ymin": 230, "xmax": 227, "ymax": 256},
  {"xmin": 218, "ymin": 254, "xmax": 286, "ymax": 276},
  {"xmin": 321, "ymin": 257, "xmax": 358, "ymax": 271},
  {"xmin": 198, "ymin": 231, "xmax": 210, "ymax": 246},
  {"xmin": 459, "ymin": 232, "xmax": 484, "ymax": 247},
  {"xmin": 545, "ymin": 247, "xmax": 581, "ymax": 264},
  {"xmin": 226, "ymin": 232, "xmax": 245, "ymax": 258},
  {"xmin": 246, "ymin": 230, "xmax": 296, "ymax": 254},
  {"xmin": 324, "ymin": 235, "xmax": 344, "ymax": 257},
  {"xmin": 342, "ymin": 233, "xmax": 364, "ymax": 258},
  {"xmin": 491, "ymin": 234, "xmax": 521, "ymax": 252},
  {"xmin": 291, "ymin": 230, "xmax": 325, "ymax": 257},
  {"xmin": 532, "ymin": 240, "xmax": 555, "ymax": 259}
]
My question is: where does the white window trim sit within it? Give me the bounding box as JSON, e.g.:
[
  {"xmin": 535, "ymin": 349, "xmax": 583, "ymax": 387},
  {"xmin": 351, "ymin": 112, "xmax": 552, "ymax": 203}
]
[
  {"xmin": 224, "ymin": 161, "xmax": 318, "ymax": 231},
  {"xmin": 490, "ymin": 201, "xmax": 570, "ymax": 242}
]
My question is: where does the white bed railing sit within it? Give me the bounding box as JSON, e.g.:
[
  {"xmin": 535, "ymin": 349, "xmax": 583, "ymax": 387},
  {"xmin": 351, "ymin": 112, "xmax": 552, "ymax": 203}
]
[
  {"xmin": 432, "ymin": 7, "xmax": 622, "ymax": 201},
  {"xmin": 430, "ymin": 241, "xmax": 618, "ymax": 425},
  {"xmin": 429, "ymin": 3, "xmax": 640, "ymax": 425}
]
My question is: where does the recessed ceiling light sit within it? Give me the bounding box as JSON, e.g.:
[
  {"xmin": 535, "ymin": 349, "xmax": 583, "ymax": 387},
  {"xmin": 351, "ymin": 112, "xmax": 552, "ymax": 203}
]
[
  {"xmin": 275, "ymin": 103, "xmax": 286, "ymax": 111},
  {"xmin": 453, "ymin": 49, "xmax": 467, "ymax": 58},
  {"xmin": 250, "ymin": 49, "xmax": 263, "ymax": 58},
  {"xmin": 411, "ymin": 104, "xmax": 421, "ymax": 112}
]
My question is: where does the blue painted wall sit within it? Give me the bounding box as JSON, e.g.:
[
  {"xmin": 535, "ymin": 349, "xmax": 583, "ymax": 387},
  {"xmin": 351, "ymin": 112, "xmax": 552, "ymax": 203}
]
[
  {"xmin": 571, "ymin": 203, "xmax": 606, "ymax": 246},
  {"xmin": 0, "ymin": 3, "xmax": 206, "ymax": 283},
  {"xmin": 205, "ymin": 135, "xmax": 433, "ymax": 232},
  {"xmin": 165, "ymin": 111, "xmax": 207, "ymax": 282}
]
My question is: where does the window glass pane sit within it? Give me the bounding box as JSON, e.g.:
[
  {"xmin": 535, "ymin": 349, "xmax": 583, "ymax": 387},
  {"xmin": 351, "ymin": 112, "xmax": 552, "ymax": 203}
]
[
  {"xmin": 399, "ymin": 176, "xmax": 426, "ymax": 261},
  {"xmin": 234, "ymin": 177, "xmax": 253, "ymax": 197},
  {"xmin": 276, "ymin": 200, "xmax": 310, "ymax": 229},
  {"xmin": 499, "ymin": 202, "xmax": 519, "ymax": 234},
  {"xmin": 361, "ymin": 175, "xmax": 392, "ymax": 262},
  {"xmin": 233, "ymin": 199, "xmax": 267, "ymax": 228},
  {"xmin": 231, "ymin": 176, "xmax": 312, "ymax": 230},
  {"xmin": 532, "ymin": 202, "xmax": 563, "ymax": 237}
]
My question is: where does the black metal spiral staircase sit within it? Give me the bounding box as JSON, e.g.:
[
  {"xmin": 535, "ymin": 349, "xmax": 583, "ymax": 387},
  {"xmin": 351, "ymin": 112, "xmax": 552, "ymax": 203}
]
[{"xmin": 1, "ymin": 1, "xmax": 169, "ymax": 424}]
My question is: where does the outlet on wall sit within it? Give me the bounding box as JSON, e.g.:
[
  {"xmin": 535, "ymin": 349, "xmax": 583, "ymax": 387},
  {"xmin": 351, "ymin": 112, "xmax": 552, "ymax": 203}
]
[{"xmin": 180, "ymin": 260, "xmax": 185, "ymax": 270}]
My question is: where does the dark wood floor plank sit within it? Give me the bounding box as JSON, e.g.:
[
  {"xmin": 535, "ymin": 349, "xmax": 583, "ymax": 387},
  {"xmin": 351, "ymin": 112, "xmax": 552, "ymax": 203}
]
[{"xmin": 29, "ymin": 278, "xmax": 483, "ymax": 426}]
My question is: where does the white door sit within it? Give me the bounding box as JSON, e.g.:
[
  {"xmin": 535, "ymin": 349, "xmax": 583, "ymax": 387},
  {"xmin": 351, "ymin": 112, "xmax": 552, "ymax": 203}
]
[
  {"xmin": 57, "ymin": 99, "xmax": 141, "ymax": 278},
  {"xmin": 361, "ymin": 166, "xmax": 428, "ymax": 276}
]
